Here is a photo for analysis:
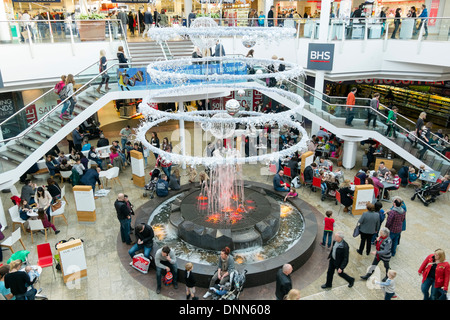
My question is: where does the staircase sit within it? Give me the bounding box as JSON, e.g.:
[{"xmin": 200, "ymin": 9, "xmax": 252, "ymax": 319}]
[{"xmin": 128, "ymin": 39, "xmax": 195, "ymax": 64}]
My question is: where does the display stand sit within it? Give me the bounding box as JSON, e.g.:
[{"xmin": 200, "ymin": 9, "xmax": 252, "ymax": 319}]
[
  {"xmin": 130, "ymin": 150, "xmax": 146, "ymax": 188},
  {"xmin": 56, "ymin": 239, "xmax": 87, "ymax": 284},
  {"xmin": 374, "ymin": 158, "xmax": 394, "ymax": 171},
  {"xmin": 352, "ymin": 184, "xmax": 374, "ymax": 215},
  {"xmin": 300, "ymin": 151, "xmax": 315, "ymax": 183},
  {"xmin": 73, "ymin": 185, "xmax": 96, "ymax": 223}
]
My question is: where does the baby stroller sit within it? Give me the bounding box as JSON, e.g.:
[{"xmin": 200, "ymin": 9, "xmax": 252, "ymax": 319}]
[
  {"xmin": 321, "ymin": 180, "xmax": 339, "ymax": 203},
  {"xmin": 410, "ymin": 182, "xmax": 441, "ymax": 206},
  {"xmin": 210, "ymin": 269, "xmax": 247, "ymax": 300},
  {"xmin": 143, "ymin": 168, "xmax": 160, "ymax": 198}
]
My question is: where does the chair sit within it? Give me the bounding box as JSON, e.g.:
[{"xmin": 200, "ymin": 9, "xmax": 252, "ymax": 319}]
[
  {"xmin": 61, "ymin": 185, "xmax": 69, "ymax": 204},
  {"xmin": 311, "ymin": 176, "xmax": 322, "ymax": 194},
  {"xmin": 0, "ymin": 228, "xmax": 26, "ymax": 253},
  {"xmin": 354, "ymin": 176, "xmax": 361, "ymax": 185},
  {"xmin": 60, "ymin": 170, "xmax": 72, "ymax": 184},
  {"xmin": 36, "ymin": 243, "xmax": 56, "ymax": 279},
  {"xmin": 374, "ymin": 187, "xmax": 380, "ymax": 200},
  {"xmin": 28, "ymin": 219, "xmax": 48, "ymax": 244},
  {"xmin": 50, "ymin": 200, "xmax": 67, "ymax": 225},
  {"xmin": 283, "ymin": 166, "xmax": 292, "ymax": 184},
  {"xmin": 8, "ymin": 205, "xmax": 27, "ymax": 233},
  {"xmin": 301, "ymin": 172, "xmax": 313, "ymax": 188},
  {"xmin": 105, "ymin": 167, "xmax": 122, "ymax": 188}
]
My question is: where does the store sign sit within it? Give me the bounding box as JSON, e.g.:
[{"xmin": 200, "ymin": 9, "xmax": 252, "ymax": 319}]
[
  {"xmin": 0, "ymin": 93, "xmax": 21, "ymax": 139},
  {"xmin": 307, "ymin": 43, "xmax": 335, "ymax": 71},
  {"xmin": 210, "ymin": 90, "xmax": 263, "ymax": 112},
  {"xmin": 428, "ymin": 0, "xmax": 440, "ymax": 27},
  {"xmin": 336, "ymin": 79, "xmax": 449, "ymax": 86}
]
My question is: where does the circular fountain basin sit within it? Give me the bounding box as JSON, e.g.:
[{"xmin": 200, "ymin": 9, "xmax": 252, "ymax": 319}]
[
  {"xmin": 170, "ymin": 187, "xmax": 280, "ymax": 251},
  {"xmin": 130, "ymin": 181, "xmax": 318, "ymax": 288}
]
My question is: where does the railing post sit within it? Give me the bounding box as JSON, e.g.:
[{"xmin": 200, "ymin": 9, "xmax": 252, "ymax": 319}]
[
  {"xmin": 417, "ymin": 19, "xmax": 425, "ymax": 54},
  {"xmin": 383, "ymin": 19, "xmax": 389, "ymax": 52},
  {"xmin": 27, "ymin": 25, "xmax": 34, "ymax": 58},
  {"xmin": 68, "ymin": 20, "xmax": 75, "ymax": 56},
  {"xmin": 47, "ymin": 13, "xmax": 54, "ymax": 43}
]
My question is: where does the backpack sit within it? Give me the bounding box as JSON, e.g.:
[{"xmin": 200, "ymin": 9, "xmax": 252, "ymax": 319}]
[
  {"xmin": 59, "ymin": 85, "xmax": 69, "ymax": 100},
  {"xmin": 54, "ymin": 81, "xmax": 65, "ymax": 95},
  {"xmin": 163, "ymin": 271, "xmax": 173, "ymax": 285}
]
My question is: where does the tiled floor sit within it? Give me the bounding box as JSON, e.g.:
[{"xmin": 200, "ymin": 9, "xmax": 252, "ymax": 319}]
[{"xmin": 1, "ymin": 123, "xmax": 449, "ymax": 301}]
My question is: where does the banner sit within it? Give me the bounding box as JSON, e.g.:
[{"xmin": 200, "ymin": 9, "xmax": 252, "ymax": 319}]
[
  {"xmin": 210, "ymin": 89, "xmax": 263, "ymax": 112},
  {"xmin": 117, "ymin": 62, "xmax": 247, "ymax": 91},
  {"xmin": 0, "ymin": 92, "xmax": 21, "ymax": 139},
  {"xmin": 428, "ymin": 0, "xmax": 440, "ymax": 27}
]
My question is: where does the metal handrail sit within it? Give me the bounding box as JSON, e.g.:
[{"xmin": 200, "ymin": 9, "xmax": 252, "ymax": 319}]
[
  {"xmin": 0, "ymin": 60, "xmax": 153, "ymax": 145},
  {"xmin": 282, "ymin": 78, "xmax": 449, "ymax": 162},
  {"xmin": 0, "ymin": 58, "xmax": 118, "ymax": 129}
]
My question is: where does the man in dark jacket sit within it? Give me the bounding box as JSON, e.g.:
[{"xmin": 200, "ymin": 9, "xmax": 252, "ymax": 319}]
[
  {"xmin": 155, "ymin": 174, "xmax": 169, "ymax": 197},
  {"xmin": 303, "ymin": 162, "xmax": 316, "ymax": 186},
  {"xmin": 267, "ymin": 6, "xmax": 275, "ymax": 27},
  {"xmin": 80, "ymin": 166, "xmax": 102, "ymax": 193},
  {"xmin": 128, "ymin": 223, "xmax": 154, "ymax": 259},
  {"xmin": 96, "ymin": 133, "xmax": 110, "ymax": 148},
  {"xmin": 321, "ymin": 231, "xmax": 355, "ymax": 289},
  {"xmin": 275, "ymin": 263, "xmax": 293, "ymax": 300},
  {"xmin": 114, "ymin": 193, "xmax": 132, "ymax": 245}
]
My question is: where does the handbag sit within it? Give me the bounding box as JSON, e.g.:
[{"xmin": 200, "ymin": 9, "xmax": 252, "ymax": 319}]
[
  {"xmin": 51, "ymin": 199, "xmax": 62, "ymax": 211},
  {"xmin": 353, "ymin": 224, "xmax": 360, "ymax": 237}
]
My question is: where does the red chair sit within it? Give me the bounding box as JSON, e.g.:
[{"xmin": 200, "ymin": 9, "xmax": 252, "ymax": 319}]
[
  {"xmin": 37, "ymin": 243, "xmax": 56, "ymax": 279},
  {"xmin": 311, "ymin": 176, "xmax": 322, "ymax": 194},
  {"xmin": 283, "ymin": 167, "xmax": 292, "ymax": 183},
  {"xmin": 374, "ymin": 187, "xmax": 380, "ymax": 200},
  {"xmin": 354, "ymin": 176, "xmax": 361, "ymax": 185}
]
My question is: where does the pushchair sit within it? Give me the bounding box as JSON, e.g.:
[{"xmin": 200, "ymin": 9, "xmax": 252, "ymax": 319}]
[
  {"xmin": 321, "ymin": 179, "xmax": 339, "ymax": 203},
  {"xmin": 143, "ymin": 168, "xmax": 160, "ymax": 198},
  {"xmin": 410, "ymin": 182, "xmax": 441, "ymax": 206},
  {"xmin": 209, "ymin": 269, "xmax": 247, "ymax": 300}
]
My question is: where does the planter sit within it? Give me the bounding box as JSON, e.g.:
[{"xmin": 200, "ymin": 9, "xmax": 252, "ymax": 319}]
[{"xmin": 76, "ymin": 20, "xmax": 106, "ymax": 41}]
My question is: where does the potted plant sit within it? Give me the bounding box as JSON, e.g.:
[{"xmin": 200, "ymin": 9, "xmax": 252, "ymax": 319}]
[{"xmin": 76, "ymin": 12, "xmax": 106, "ymax": 41}]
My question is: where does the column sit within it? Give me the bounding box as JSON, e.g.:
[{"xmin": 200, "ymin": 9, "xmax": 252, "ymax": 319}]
[
  {"xmin": 178, "ymin": 100, "xmax": 186, "ymax": 170},
  {"xmin": 342, "ymin": 140, "xmax": 357, "ymax": 169},
  {"xmin": 185, "ymin": 0, "xmax": 192, "ymax": 20}
]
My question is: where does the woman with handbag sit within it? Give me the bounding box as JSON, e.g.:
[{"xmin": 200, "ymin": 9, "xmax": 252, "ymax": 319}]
[{"xmin": 355, "ymin": 202, "xmax": 381, "ymax": 256}]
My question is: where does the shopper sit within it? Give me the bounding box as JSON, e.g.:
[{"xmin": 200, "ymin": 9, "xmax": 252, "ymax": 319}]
[
  {"xmin": 37, "ymin": 208, "xmax": 60, "ymax": 234},
  {"xmin": 344, "ymin": 87, "xmax": 357, "ymax": 127},
  {"xmin": 385, "ymin": 106, "xmax": 398, "ymax": 138},
  {"xmin": 114, "ymin": 193, "xmax": 132, "ymax": 245},
  {"xmin": 275, "ymin": 264, "xmax": 293, "ymax": 300},
  {"xmin": 143, "ymin": 8, "xmax": 153, "ymax": 37},
  {"xmin": 80, "ymin": 165, "xmax": 102, "ymax": 194},
  {"xmin": 361, "ymin": 227, "xmax": 392, "ymax": 281},
  {"xmin": 185, "ymin": 262, "xmax": 198, "ymax": 300},
  {"xmin": 273, "ymin": 169, "xmax": 289, "ymax": 192},
  {"xmin": 128, "ymin": 223, "xmax": 154, "ymax": 260},
  {"xmin": 321, "ymin": 231, "xmax": 355, "ymax": 289},
  {"xmin": 267, "ymin": 6, "xmax": 275, "ymax": 27},
  {"xmin": 120, "ymin": 125, "xmax": 132, "ymax": 150},
  {"xmin": 356, "ymin": 202, "xmax": 381, "ymax": 256},
  {"xmin": 117, "ymin": 45, "xmax": 129, "ymax": 68},
  {"xmin": 413, "ymin": 112, "xmax": 426, "ymax": 147},
  {"xmin": 366, "ymin": 93, "xmax": 380, "ymax": 128},
  {"xmin": 417, "ymin": 122, "xmax": 433, "ymax": 160},
  {"xmin": 385, "ymin": 199, "xmax": 405, "ymax": 257},
  {"xmin": 320, "ymin": 210, "xmax": 335, "ymax": 248},
  {"xmin": 204, "ymin": 247, "xmax": 235, "ymax": 298},
  {"xmin": 4, "ymin": 260, "xmax": 37, "ymax": 300},
  {"xmin": 72, "ymin": 126, "xmax": 84, "ymax": 152},
  {"xmin": 374, "ymin": 269, "xmax": 397, "ymax": 300},
  {"xmin": 59, "ymin": 73, "xmax": 76, "ymax": 119},
  {"xmin": 391, "ymin": 8, "xmax": 402, "ymax": 39},
  {"xmin": 414, "ymin": 4, "xmax": 428, "ymax": 37},
  {"xmin": 418, "ymin": 249, "xmax": 449, "ymax": 300},
  {"xmin": 97, "ymin": 50, "xmax": 110, "ymax": 94},
  {"xmin": 155, "ymin": 246, "xmax": 178, "ymax": 294}
]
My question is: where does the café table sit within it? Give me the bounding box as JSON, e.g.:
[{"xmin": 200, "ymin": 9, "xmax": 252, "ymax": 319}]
[{"xmin": 380, "ymin": 180, "xmax": 397, "ymax": 202}]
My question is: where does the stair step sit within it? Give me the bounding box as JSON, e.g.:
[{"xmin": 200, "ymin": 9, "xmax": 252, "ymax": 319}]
[
  {"xmin": 27, "ymin": 132, "xmax": 48, "ymax": 143},
  {"xmin": 42, "ymin": 120, "xmax": 63, "ymax": 131},
  {"xmin": 0, "ymin": 150, "xmax": 27, "ymax": 163},
  {"xmin": 18, "ymin": 138, "xmax": 41, "ymax": 150},
  {"xmin": 79, "ymin": 95, "xmax": 97, "ymax": 105},
  {"xmin": 7, "ymin": 143, "xmax": 34, "ymax": 156},
  {"xmin": 34, "ymin": 125, "xmax": 54, "ymax": 137}
]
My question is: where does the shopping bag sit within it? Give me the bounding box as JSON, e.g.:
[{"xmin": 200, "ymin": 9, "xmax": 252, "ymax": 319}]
[{"xmin": 131, "ymin": 253, "xmax": 151, "ymax": 274}]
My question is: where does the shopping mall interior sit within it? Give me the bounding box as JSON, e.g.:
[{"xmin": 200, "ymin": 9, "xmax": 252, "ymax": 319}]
[{"xmin": 0, "ymin": 0, "xmax": 449, "ymax": 303}]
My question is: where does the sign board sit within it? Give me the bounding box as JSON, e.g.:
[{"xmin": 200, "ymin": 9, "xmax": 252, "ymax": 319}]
[
  {"xmin": 307, "ymin": 43, "xmax": 335, "ymax": 71},
  {"xmin": 56, "ymin": 239, "xmax": 87, "ymax": 283},
  {"xmin": 428, "ymin": 0, "xmax": 440, "ymax": 27},
  {"xmin": 352, "ymin": 184, "xmax": 374, "ymax": 215}
]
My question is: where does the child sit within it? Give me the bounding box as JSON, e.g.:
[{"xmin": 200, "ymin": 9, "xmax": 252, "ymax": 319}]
[
  {"xmin": 185, "ymin": 262, "xmax": 198, "ymax": 300},
  {"xmin": 284, "ymin": 187, "xmax": 298, "ymax": 202},
  {"xmin": 72, "ymin": 159, "xmax": 85, "ymax": 176},
  {"xmin": 320, "ymin": 211, "xmax": 335, "ymax": 248},
  {"xmin": 408, "ymin": 167, "xmax": 421, "ymax": 187},
  {"xmin": 37, "ymin": 208, "xmax": 60, "ymax": 235},
  {"xmin": 374, "ymin": 269, "xmax": 397, "ymax": 300},
  {"xmin": 187, "ymin": 166, "xmax": 197, "ymax": 183}
]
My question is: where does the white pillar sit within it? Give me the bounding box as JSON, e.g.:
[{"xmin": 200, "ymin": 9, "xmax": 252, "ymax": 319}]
[
  {"xmin": 342, "ymin": 140, "xmax": 357, "ymax": 169},
  {"xmin": 0, "ymin": 0, "xmax": 11, "ymax": 42},
  {"xmin": 185, "ymin": 0, "xmax": 192, "ymax": 19},
  {"xmin": 178, "ymin": 101, "xmax": 186, "ymax": 169}
]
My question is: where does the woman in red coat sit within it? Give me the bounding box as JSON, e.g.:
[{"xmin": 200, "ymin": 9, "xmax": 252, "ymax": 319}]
[{"xmin": 418, "ymin": 249, "xmax": 449, "ymax": 300}]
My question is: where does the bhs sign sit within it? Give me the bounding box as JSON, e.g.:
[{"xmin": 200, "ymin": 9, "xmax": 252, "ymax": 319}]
[{"xmin": 307, "ymin": 43, "xmax": 335, "ymax": 71}]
